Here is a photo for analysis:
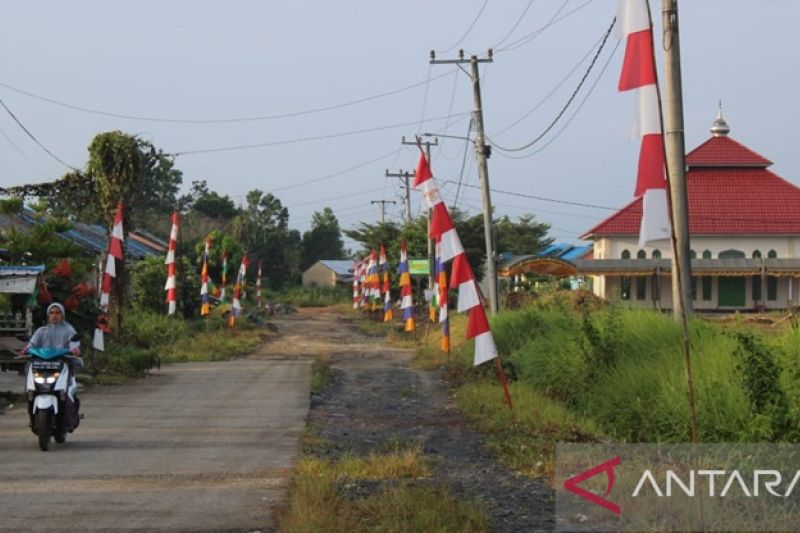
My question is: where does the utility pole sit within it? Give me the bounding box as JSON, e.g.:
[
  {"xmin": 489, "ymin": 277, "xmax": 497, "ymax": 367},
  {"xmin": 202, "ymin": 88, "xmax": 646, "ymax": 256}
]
[
  {"xmin": 402, "ymin": 136, "xmax": 438, "ymax": 291},
  {"xmin": 661, "ymin": 0, "xmax": 698, "ymax": 445},
  {"xmin": 370, "ymin": 199, "xmax": 396, "ymax": 224},
  {"xmin": 385, "ymin": 170, "xmax": 414, "ymax": 225},
  {"xmin": 430, "ymin": 49, "xmax": 498, "ymax": 315},
  {"xmin": 662, "ymin": 0, "xmax": 692, "ymax": 318}
]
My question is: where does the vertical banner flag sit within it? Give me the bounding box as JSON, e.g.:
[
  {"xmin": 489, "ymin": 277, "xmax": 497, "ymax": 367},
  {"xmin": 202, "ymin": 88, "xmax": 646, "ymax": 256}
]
[
  {"xmin": 200, "ymin": 235, "xmax": 211, "ymax": 316},
  {"xmin": 230, "ymin": 254, "xmax": 249, "ymax": 327},
  {"xmin": 352, "ymin": 259, "xmax": 360, "ymax": 309},
  {"xmin": 617, "ymin": 0, "xmax": 670, "ymax": 246},
  {"xmin": 359, "ymin": 258, "xmax": 368, "ymax": 309},
  {"xmin": 164, "ymin": 211, "xmax": 179, "ymax": 315},
  {"xmin": 380, "ymin": 246, "xmax": 393, "ymax": 322},
  {"xmin": 220, "ymin": 251, "xmax": 228, "ymax": 302},
  {"xmin": 413, "ymin": 151, "xmax": 498, "ymax": 366},
  {"xmin": 399, "ymin": 240, "xmax": 415, "ymax": 332},
  {"xmin": 435, "ymin": 240, "xmax": 450, "ymax": 353},
  {"xmin": 366, "ymin": 250, "xmax": 379, "ymax": 311},
  {"xmin": 256, "ymin": 261, "xmax": 262, "ymax": 310},
  {"xmin": 429, "ymin": 246, "xmax": 439, "ymax": 323},
  {"xmin": 93, "ymin": 201, "xmax": 124, "ymax": 351}
]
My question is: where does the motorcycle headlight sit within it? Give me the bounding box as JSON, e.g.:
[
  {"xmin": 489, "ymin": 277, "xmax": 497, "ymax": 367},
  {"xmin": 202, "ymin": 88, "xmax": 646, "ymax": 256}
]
[{"xmin": 33, "ymin": 372, "xmax": 59, "ymax": 384}]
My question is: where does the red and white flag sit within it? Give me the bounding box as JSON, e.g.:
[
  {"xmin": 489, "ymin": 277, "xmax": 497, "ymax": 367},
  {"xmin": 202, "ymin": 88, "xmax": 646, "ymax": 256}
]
[
  {"xmin": 94, "ymin": 201, "xmax": 125, "ymax": 351},
  {"xmin": 164, "ymin": 211, "xmax": 179, "ymax": 315},
  {"xmin": 256, "ymin": 261, "xmax": 262, "ymax": 309},
  {"xmin": 617, "ymin": 0, "xmax": 670, "ymax": 246},
  {"xmin": 413, "ymin": 153, "xmax": 497, "ymax": 366}
]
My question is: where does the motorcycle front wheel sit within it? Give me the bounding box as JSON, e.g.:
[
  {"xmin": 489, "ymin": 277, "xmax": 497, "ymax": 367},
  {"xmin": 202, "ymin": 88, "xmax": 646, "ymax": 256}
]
[{"xmin": 36, "ymin": 409, "xmax": 51, "ymax": 451}]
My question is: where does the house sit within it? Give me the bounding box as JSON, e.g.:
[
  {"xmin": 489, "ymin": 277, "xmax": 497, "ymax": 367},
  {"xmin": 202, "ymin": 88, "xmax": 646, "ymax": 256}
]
[
  {"xmin": 578, "ymin": 112, "xmax": 800, "ymax": 311},
  {"xmin": 302, "ymin": 260, "xmax": 354, "ymax": 288}
]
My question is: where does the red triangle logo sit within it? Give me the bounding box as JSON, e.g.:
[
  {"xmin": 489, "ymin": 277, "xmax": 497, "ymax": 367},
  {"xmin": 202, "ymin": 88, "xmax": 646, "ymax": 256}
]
[{"xmin": 563, "ymin": 456, "xmax": 621, "ymax": 515}]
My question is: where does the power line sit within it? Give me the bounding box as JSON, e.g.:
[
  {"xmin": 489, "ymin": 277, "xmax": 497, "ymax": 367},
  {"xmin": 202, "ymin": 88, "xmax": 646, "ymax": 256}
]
[
  {"xmin": 270, "ymin": 148, "xmax": 401, "ymax": 193},
  {"xmin": 435, "ymin": 0, "xmax": 490, "ymax": 54},
  {"xmin": 170, "ymin": 111, "xmax": 471, "ymax": 156},
  {"xmin": 0, "ymin": 97, "xmax": 76, "ymax": 170},
  {"xmin": 0, "ymin": 71, "xmax": 456, "ymax": 125},
  {"xmin": 488, "ymin": 16, "xmax": 616, "ymax": 153},
  {"xmin": 443, "ymin": 181, "xmax": 618, "ymax": 210},
  {"xmin": 495, "ymin": 0, "xmax": 598, "ymax": 54},
  {"xmin": 0, "ymin": 122, "xmax": 46, "ymax": 174},
  {"xmin": 491, "ymin": 38, "xmax": 620, "ymax": 160},
  {"xmin": 490, "ymin": 26, "xmax": 609, "ymax": 138},
  {"xmin": 492, "ymin": 0, "xmax": 538, "ymax": 49}
]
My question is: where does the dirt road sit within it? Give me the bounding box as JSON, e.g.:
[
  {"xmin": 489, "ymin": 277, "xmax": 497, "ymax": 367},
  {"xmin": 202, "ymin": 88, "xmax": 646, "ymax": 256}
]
[{"xmin": 0, "ymin": 344, "xmax": 311, "ymax": 531}]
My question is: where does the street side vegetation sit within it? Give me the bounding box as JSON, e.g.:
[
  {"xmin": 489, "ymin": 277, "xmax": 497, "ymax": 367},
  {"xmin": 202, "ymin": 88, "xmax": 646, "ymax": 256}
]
[{"xmin": 416, "ymin": 290, "xmax": 800, "ymax": 477}]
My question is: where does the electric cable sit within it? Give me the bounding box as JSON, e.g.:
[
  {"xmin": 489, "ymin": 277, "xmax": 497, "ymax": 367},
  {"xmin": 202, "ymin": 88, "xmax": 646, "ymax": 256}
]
[
  {"xmin": 270, "ymin": 148, "xmax": 401, "ymax": 193},
  {"xmin": 170, "ymin": 111, "xmax": 471, "ymax": 156},
  {"xmin": 435, "ymin": 0, "xmax": 490, "ymax": 54},
  {"xmin": 495, "ymin": 0, "xmax": 598, "ymax": 54},
  {"xmin": 488, "ymin": 16, "xmax": 615, "ymax": 153},
  {"xmin": 0, "ymin": 97, "xmax": 76, "ymax": 170},
  {"xmin": 492, "ymin": 0, "xmax": 537, "ymax": 49},
  {"xmin": 0, "ymin": 71, "xmax": 456, "ymax": 125}
]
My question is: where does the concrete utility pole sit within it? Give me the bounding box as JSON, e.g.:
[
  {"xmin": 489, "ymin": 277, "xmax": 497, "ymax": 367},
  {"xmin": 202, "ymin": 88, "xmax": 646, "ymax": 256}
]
[
  {"xmin": 370, "ymin": 199, "xmax": 396, "ymax": 224},
  {"xmin": 401, "ymin": 136, "xmax": 438, "ymax": 291},
  {"xmin": 385, "ymin": 170, "xmax": 414, "ymax": 225},
  {"xmin": 430, "ymin": 49, "xmax": 498, "ymax": 315},
  {"xmin": 662, "ymin": 0, "xmax": 692, "ymax": 318}
]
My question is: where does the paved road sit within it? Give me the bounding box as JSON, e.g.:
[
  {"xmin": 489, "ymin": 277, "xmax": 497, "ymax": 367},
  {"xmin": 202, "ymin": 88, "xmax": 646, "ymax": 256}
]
[{"xmin": 0, "ymin": 355, "xmax": 311, "ymax": 532}]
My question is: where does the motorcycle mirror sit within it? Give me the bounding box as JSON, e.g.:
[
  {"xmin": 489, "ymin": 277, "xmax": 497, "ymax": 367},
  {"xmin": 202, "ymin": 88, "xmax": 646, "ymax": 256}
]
[{"xmin": 70, "ymin": 333, "xmax": 81, "ymax": 342}]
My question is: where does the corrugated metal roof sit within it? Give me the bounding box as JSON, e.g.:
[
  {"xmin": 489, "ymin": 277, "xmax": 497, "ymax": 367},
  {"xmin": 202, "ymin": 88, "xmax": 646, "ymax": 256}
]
[
  {"xmin": 0, "ymin": 265, "xmax": 45, "ymax": 276},
  {"xmin": 10, "ymin": 208, "xmax": 161, "ymax": 259},
  {"xmin": 318, "ymin": 260, "xmax": 354, "ymax": 276}
]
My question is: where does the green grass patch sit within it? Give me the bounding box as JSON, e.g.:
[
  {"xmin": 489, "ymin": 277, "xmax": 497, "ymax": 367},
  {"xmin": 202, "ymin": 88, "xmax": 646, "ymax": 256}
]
[
  {"xmin": 456, "ymin": 380, "xmax": 601, "ymax": 477},
  {"xmin": 276, "ymin": 450, "xmax": 488, "ymax": 533},
  {"xmin": 311, "ymin": 354, "xmax": 333, "ymax": 395}
]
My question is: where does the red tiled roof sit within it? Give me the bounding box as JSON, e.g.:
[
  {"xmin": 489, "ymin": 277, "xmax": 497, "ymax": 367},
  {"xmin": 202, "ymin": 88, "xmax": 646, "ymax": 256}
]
[
  {"xmin": 583, "ymin": 136, "xmax": 800, "ymax": 237},
  {"xmin": 685, "ymin": 135, "xmax": 771, "ymax": 167}
]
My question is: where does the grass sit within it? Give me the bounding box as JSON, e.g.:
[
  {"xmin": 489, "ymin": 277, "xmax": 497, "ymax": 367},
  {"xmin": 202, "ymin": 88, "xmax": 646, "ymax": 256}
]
[
  {"xmin": 311, "ymin": 354, "xmax": 333, "ymax": 395},
  {"xmin": 456, "ymin": 380, "xmax": 601, "ymax": 477},
  {"xmin": 276, "ymin": 450, "xmax": 488, "ymax": 533}
]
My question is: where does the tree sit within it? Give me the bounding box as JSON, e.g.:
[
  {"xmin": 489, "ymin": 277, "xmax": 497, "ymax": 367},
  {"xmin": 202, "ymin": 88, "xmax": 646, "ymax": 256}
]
[
  {"xmin": 179, "ymin": 180, "xmax": 238, "ymax": 220},
  {"xmin": 231, "ymin": 190, "xmax": 299, "ymax": 289},
  {"xmin": 300, "ymin": 207, "xmax": 346, "ymax": 271},
  {"xmin": 495, "ymin": 214, "xmax": 553, "ymax": 256}
]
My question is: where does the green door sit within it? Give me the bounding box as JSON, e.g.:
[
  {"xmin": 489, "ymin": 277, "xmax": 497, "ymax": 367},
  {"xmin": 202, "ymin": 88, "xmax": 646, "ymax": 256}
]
[{"xmin": 718, "ymin": 277, "xmax": 745, "ymax": 307}]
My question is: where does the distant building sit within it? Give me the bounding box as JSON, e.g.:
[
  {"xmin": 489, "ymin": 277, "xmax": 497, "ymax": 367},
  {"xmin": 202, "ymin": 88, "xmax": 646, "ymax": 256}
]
[
  {"xmin": 578, "ymin": 112, "xmax": 800, "ymax": 311},
  {"xmin": 302, "ymin": 260, "xmax": 354, "ymax": 288}
]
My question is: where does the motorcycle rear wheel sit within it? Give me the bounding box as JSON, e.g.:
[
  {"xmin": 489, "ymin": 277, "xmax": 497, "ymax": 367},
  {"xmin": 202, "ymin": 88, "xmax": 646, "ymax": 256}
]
[{"xmin": 36, "ymin": 409, "xmax": 51, "ymax": 451}]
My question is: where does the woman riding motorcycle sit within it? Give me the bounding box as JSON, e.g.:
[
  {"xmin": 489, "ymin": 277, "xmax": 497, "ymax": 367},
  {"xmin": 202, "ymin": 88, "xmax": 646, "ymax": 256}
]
[{"xmin": 25, "ymin": 302, "xmax": 83, "ymax": 422}]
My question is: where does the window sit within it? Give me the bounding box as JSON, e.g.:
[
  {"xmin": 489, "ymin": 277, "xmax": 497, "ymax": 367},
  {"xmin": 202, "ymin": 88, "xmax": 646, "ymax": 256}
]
[
  {"xmin": 652, "ymin": 250, "xmax": 662, "ymax": 259},
  {"xmin": 752, "ymin": 251, "xmax": 762, "ymax": 303},
  {"xmin": 636, "ymin": 276, "xmax": 647, "ymax": 300},
  {"xmin": 768, "ymin": 250, "xmax": 778, "ymax": 300},
  {"xmin": 719, "ymin": 249, "xmax": 745, "ymax": 259},
  {"xmin": 702, "ymin": 277, "xmax": 712, "ymax": 300},
  {"xmin": 637, "ymin": 250, "xmax": 646, "ymax": 259},
  {"xmin": 621, "ymin": 250, "xmax": 631, "ymax": 300},
  {"xmin": 703, "ymin": 250, "xmax": 712, "ymax": 259},
  {"xmin": 690, "ymin": 250, "xmax": 697, "ymax": 300}
]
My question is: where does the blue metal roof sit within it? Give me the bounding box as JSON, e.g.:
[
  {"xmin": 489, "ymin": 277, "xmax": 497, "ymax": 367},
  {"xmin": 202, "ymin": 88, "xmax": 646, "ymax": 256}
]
[
  {"xmin": 14, "ymin": 209, "xmax": 160, "ymax": 260},
  {"xmin": 559, "ymin": 245, "xmax": 593, "ymax": 261},
  {"xmin": 0, "ymin": 265, "xmax": 45, "ymax": 276},
  {"xmin": 319, "ymin": 260, "xmax": 354, "ymax": 276}
]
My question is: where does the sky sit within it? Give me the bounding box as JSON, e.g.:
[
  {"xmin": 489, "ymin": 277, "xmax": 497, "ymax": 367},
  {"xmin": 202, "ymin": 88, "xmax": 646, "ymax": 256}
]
[{"xmin": 0, "ymin": 1, "xmax": 798, "ymax": 251}]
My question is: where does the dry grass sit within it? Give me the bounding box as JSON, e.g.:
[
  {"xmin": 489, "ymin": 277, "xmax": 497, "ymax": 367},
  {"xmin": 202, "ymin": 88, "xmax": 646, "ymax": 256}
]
[{"xmin": 276, "ymin": 448, "xmax": 488, "ymax": 532}]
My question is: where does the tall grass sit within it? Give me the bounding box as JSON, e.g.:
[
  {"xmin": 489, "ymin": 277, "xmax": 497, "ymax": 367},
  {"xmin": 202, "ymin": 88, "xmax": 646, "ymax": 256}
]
[{"xmin": 480, "ymin": 301, "xmax": 800, "ymax": 444}]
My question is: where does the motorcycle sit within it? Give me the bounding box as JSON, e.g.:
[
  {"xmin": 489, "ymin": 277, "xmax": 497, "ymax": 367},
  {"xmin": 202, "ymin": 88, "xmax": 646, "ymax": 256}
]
[{"xmin": 24, "ymin": 336, "xmax": 81, "ymax": 451}]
